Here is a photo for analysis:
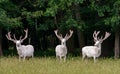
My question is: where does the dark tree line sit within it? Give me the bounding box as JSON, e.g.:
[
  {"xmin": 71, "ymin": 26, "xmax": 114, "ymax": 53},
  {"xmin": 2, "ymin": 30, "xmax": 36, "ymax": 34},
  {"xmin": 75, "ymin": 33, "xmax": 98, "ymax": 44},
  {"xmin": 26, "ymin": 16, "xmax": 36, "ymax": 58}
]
[{"xmin": 0, "ymin": 0, "xmax": 120, "ymax": 58}]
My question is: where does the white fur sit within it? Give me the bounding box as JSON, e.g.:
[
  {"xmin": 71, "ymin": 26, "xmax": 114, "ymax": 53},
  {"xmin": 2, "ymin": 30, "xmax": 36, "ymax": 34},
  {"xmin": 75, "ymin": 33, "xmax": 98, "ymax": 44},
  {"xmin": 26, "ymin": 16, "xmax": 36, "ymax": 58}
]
[
  {"xmin": 82, "ymin": 45, "xmax": 101, "ymax": 62},
  {"xmin": 16, "ymin": 44, "xmax": 34, "ymax": 60},
  {"xmin": 82, "ymin": 31, "xmax": 110, "ymax": 63},
  {"xmin": 55, "ymin": 44, "xmax": 67, "ymax": 61},
  {"xmin": 6, "ymin": 29, "xmax": 34, "ymax": 61},
  {"xmin": 54, "ymin": 30, "xmax": 73, "ymax": 61}
]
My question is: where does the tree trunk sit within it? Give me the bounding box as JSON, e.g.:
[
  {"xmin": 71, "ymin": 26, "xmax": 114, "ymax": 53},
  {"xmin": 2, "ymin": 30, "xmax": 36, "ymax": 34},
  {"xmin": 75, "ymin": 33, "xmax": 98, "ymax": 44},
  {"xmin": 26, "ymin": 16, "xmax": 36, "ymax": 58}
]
[
  {"xmin": 73, "ymin": 3, "xmax": 85, "ymax": 50},
  {"xmin": 67, "ymin": 36, "xmax": 74, "ymax": 52},
  {"xmin": 114, "ymin": 31, "xmax": 119, "ymax": 58},
  {"xmin": 54, "ymin": 15, "xmax": 58, "ymax": 28},
  {"xmin": 49, "ymin": 35, "xmax": 55, "ymax": 48},
  {"xmin": 77, "ymin": 29, "xmax": 85, "ymax": 49},
  {"xmin": 0, "ymin": 29, "xmax": 3, "ymax": 56}
]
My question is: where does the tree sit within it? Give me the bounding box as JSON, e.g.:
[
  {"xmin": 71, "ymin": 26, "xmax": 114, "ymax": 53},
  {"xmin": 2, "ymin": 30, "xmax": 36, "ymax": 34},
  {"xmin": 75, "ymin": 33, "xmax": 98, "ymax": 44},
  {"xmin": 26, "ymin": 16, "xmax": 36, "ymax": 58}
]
[
  {"xmin": 89, "ymin": 0, "xmax": 120, "ymax": 58},
  {"xmin": 0, "ymin": 0, "xmax": 117, "ymax": 57},
  {"xmin": 0, "ymin": 0, "xmax": 21, "ymax": 56},
  {"xmin": 107, "ymin": 0, "xmax": 120, "ymax": 58}
]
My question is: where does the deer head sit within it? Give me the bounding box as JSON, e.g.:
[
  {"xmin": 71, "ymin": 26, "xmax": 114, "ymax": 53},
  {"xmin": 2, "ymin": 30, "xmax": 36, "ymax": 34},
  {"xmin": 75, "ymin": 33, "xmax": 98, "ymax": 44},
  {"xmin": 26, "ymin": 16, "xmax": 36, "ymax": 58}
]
[
  {"xmin": 54, "ymin": 30, "xmax": 73, "ymax": 46},
  {"xmin": 6, "ymin": 29, "xmax": 28, "ymax": 47},
  {"xmin": 93, "ymin": 31, "xmax": 111, "ymax": 46}
]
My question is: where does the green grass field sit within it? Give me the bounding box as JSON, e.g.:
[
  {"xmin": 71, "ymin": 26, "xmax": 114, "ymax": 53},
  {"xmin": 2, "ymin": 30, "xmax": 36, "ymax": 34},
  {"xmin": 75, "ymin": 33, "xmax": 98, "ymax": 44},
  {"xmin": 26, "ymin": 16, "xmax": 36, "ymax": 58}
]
[{"xmin": 0, "ymin": 56, "xmax": 120, "ymax": 74}]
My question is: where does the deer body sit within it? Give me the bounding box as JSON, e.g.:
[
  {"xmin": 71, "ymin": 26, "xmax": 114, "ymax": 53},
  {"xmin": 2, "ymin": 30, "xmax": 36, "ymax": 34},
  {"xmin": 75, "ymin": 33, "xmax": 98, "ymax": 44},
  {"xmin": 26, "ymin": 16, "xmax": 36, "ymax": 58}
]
[
  {"xmin": 16, "ymin": 45, "xmax": 34, "ymax": 58},
  {"xmin": 82, "ymin": 31, "xmax": 110, "ymax": 62},
  {"xmin": 54, "ymin": 30, "xmax": 73, "ymax": 61},
  {"xmin": 82, "ymin": 46, "xmax": 101, "ymax": 58},
  {"xmin": 55, "ymin": 45, "xmax": 67, "ymax": 59},
  {"xmin": 6, "ymin": 29, "xmax": 34, "ymax": 61}
]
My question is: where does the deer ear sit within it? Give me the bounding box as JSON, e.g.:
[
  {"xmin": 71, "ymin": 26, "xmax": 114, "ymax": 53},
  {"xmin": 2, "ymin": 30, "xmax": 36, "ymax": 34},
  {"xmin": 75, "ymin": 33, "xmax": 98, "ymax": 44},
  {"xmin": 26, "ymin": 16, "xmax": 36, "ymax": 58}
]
[
  {"xmin": 94, "ymin": 39, "xmax": 97, "ymax": 42},
  {"xmin": 100, "ymin": 40, "xmax": 103, "ymax": 43},
  {"xmin": 13, "ymin": 41, "xmax": 16, "ymax": 43},
  {"xmin": 20, "ymin": 40, "xmax": 23, "ymax": 43}
]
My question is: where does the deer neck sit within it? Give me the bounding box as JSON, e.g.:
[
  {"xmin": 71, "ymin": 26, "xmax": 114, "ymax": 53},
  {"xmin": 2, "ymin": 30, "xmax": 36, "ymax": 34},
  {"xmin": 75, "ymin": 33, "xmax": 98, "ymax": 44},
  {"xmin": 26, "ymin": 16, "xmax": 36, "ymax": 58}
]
[
  {"xmin": 95, "ymin": 43, "xmax": 101, "ymax": 50},
  {"xmin": 61, "ymin": 39, "xmax": 66, "ymax": 46},
  {"xmin": 16, "ymin": 44, "xmax": 22, "ymax": 50},
  {"xmin": 61, "ymin": 42, "xmax": 66, "ymax": 46},
  {"xmin": 16, "ymin": 44, "xmax": 22, "ymax": 55}
]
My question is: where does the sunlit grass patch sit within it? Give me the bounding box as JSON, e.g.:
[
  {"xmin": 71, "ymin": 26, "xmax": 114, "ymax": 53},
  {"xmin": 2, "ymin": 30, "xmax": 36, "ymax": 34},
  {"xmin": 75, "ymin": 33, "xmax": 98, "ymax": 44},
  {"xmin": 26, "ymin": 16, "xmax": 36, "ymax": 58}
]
[{"xmin": 0, "ymin": 56, "xmax": 120, "ymax": 74}]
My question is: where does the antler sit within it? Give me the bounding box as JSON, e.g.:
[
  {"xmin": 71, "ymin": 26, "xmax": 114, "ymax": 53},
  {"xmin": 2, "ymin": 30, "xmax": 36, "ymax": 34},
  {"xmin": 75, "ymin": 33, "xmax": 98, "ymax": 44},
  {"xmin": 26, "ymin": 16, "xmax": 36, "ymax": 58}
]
[
  {"xmin": 93, "ymin": 31, "xmax": 111, "ymax": 42},
  {"xmin": 93, "ymin": 31, "xmax": 100, "ymax": 41},
  {"xmin": 20, "ymin": 29, "xmax": 28, "ymax": 42},
  {"xmin": 54, "ymin": 30, "xmax": 63, "ymax": 40},
  {"xmin": 6, "ymin": 32, "xmax": 16, "ymax": 42},
  {"xmin": 100, "ymin": 32, "xmax": 111, "ymax": 41},
  {"xmin": 13, "ymin": 34, "xmax": 17, "ymax": 40},
  {"xmin": 65, "ymin": 30, "xmax": 73, "ymax": 40}
]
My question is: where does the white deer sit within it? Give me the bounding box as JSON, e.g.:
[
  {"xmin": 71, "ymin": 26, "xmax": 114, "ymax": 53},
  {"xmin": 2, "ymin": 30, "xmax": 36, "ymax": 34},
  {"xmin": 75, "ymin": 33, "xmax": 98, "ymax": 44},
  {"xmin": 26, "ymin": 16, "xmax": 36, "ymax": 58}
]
[
  {"xmin": 82, "ymin": 31, "xmax": 111, "ymax": 62},
  {"xmin": 54, "ymin": 30, "xmax": 73, "ymax": 61},
  {"xmin": 6, "ymin": 29, "xmax": 34, "ymax": 61}
]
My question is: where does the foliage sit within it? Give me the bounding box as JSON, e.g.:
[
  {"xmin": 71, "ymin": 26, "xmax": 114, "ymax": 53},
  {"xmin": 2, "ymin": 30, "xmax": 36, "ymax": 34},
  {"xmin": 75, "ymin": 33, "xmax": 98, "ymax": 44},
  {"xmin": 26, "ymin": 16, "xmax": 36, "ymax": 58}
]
[
  {"xmin": 0, "ymin": 0, "xmax": 119, "ymax": 57},
  {"xmin": 105, "ymin": 0, "xmax": 120, "ymax": 31},
  {"xmin": 89, "ymin": 0, "xmax": 120, "ymax": 31},
  {"xmin": 0, "ymin": 0, "xmax": 21, "ymax": 29},
  {"xmin": 0, "ymin": 0, "xmax": 119, "ymax": 31}
]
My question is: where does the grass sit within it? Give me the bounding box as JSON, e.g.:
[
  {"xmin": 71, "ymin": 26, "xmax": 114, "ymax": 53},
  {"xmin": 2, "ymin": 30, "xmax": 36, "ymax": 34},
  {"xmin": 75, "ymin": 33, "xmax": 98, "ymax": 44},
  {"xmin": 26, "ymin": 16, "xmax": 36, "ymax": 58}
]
[{"xmin": 0, "ymin": 56, "xmax": 120, "ymax": 74}]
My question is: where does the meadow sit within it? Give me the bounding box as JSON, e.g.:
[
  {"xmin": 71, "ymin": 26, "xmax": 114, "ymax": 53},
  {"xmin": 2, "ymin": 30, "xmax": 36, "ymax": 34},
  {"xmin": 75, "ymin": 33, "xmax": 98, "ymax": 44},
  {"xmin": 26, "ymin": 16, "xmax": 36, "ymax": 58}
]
[{"xmin": 0, "ymin": 56, "xmax": 120, "ymax": 74}]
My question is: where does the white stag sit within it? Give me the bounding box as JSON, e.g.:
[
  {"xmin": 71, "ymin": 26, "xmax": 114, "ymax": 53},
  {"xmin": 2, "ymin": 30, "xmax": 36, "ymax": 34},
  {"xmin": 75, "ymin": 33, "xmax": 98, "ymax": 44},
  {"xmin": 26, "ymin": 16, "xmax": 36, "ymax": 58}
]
[
  {"xmin": 6, "ymin": 29, "xmax": 34, "ymax": 61},
  {"xmin": 54, "ymin": 30, "xmax": 73, "ymax": 61},
  {"xmin": 82, "ymin": 31, "xmax": 111, "ymax": 62}
]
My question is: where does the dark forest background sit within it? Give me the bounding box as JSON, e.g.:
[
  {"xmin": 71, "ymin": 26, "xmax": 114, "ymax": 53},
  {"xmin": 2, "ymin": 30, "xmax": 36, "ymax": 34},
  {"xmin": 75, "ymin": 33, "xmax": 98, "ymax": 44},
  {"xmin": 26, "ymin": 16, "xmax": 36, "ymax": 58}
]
[{"xmin": 0, "ymin": 0, "xmax": 120, "ymax": 58}]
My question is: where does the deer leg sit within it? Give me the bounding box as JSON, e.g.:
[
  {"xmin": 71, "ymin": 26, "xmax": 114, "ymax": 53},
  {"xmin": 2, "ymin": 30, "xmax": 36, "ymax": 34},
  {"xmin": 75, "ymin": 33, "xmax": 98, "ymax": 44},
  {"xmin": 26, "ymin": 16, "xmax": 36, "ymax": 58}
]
[
  {"xmin": 32, "ymin": 54, "xmax": 34, "ymax": 58},
  {"xmin": 19, "ymin": 56, "xmax": 21, "ymax": 61},
  {"xmin": 23, "ymin": 56, "xmax": 26, "ymax": 61},
  {"xmin": 64, "ymin": 56, "xmax": 66, "ymax": 62},
  {"xmin": 56, "ymin": 55, "xmax": 59, "ymax": 60},
  {"xmin": 60, "ymin": 56, "xmax": 62, "ymax": 61},
  {"xmin": 93, "ymin": 56, "xmax": 96, "ymax": 63},
  {"xmin": 82, "ymin": 52, "xmax": 86, "ymax": 61}
]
